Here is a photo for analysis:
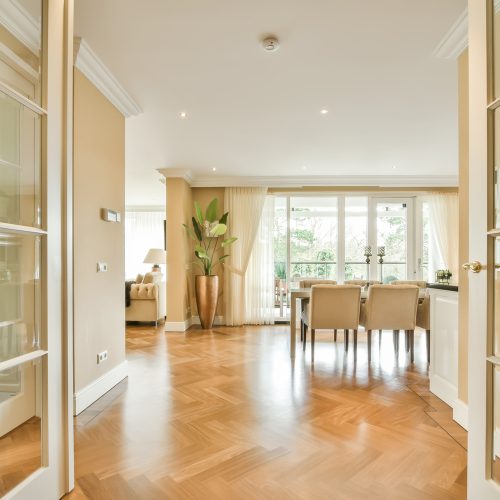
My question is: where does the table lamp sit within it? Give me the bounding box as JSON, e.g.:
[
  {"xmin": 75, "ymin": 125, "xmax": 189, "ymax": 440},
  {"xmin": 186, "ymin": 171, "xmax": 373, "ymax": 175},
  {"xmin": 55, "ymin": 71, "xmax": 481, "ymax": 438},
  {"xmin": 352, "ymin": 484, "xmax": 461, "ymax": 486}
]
[{"xmin": 143, "ymin": 248, "xmax": 166, "ymax": 272}]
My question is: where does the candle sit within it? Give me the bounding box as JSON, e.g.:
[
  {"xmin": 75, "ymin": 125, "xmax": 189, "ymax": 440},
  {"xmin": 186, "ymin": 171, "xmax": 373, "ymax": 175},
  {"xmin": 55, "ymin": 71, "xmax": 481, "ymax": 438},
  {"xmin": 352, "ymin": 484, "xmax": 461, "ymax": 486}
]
[
  {"xmin": 364, "ymin": 246, "xmax": 372, "ymax": 256},
  {"xmin": 377, "ymin": 246, "xmax": 385, "ymax": 256}
]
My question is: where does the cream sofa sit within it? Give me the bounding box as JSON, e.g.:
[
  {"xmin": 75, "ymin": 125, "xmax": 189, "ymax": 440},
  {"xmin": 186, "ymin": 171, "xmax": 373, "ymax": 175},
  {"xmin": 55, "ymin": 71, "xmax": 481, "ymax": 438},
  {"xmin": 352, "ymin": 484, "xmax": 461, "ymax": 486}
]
[{"xmin": 126, "ymin": 273, "xmax": 166, "ymax": 325}]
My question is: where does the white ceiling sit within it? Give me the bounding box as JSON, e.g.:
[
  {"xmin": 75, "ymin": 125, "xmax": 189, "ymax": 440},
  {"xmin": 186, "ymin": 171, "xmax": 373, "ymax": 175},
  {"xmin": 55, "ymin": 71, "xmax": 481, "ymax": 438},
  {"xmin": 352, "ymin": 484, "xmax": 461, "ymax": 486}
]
[{"xmin": 74, "ymin": 0, "xmax": 466, "ymax": 207}]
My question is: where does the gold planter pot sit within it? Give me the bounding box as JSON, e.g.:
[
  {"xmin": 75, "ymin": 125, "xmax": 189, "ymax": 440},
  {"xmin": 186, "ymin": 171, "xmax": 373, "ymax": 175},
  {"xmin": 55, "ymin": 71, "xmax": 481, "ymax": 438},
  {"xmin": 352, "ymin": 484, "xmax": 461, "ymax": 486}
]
[{"xmin": 195, "ymin": 275, "xmax": 219, "ymax": 329}]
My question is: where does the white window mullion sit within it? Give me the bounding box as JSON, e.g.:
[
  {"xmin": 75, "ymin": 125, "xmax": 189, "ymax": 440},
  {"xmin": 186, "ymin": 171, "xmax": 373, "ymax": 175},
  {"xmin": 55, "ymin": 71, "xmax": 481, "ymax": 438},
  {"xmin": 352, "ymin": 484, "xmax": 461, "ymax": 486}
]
[{"xmin": 337, "ymin": 196, "xmax": 345, "ymax": 283}]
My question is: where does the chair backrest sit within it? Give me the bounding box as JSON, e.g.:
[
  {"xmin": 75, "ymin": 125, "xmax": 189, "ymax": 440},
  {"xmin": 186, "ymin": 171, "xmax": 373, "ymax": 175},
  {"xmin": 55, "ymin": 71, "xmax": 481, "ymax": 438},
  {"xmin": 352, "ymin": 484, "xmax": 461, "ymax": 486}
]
[
  {"xmin": 299, "ymin": 279, "xmax": 337, "ymax": 288},
  {"xmin": 390, "ymin": 280, "xmax": 427, "ymax": 288},
  {"xmin": 344, "ymin": 280, "xmax": 382, "ymax": 286},
  {"xmin": 364, "ymin": 284, "xmax": 419, "ymax": 330},
  {"xmin": 309, "ymin": 285, "xmax": 361, "ymax": 330}
]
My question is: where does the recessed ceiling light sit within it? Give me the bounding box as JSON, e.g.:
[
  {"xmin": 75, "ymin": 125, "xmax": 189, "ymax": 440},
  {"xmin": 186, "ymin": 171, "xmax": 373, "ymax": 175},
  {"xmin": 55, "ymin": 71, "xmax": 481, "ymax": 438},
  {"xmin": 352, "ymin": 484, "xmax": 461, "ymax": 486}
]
[
  {"xmin": 179, "ymin": 111, "xmax": 187, "ymax": 119},
  {"xmin": 392, "ymin": 165, "xmax": 397, "ymax": 170},
  {"xmin": 212, "ymin": 167, "xmax": 217, "ymax": 172},
  {"xmin": 301, "ymin": 165, "xmax": 308, "ymax": 171},
  {"xmin": 320, "ymin": 109, "xmax": 328, "ymax": 115}
]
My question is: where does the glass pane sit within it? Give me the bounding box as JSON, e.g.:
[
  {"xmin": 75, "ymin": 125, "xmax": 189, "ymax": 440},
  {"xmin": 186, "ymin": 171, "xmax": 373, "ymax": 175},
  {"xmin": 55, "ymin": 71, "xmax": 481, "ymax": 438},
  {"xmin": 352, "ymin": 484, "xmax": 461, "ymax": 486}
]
[
  {"xmin": 492, "ymin": 365, "xmax": 500, "ymax": 484},
  {"xmin": 273, "ymin": 197, "xmax": 288, "ymax": 319},
  {"xmin": 345, "ymin": 197, "xmax": 368, "ymax": 280},
  {"xmin": 290, "ymin": 197, "xmax": 338, "ymax": 281},
  {"xmin": 495, "ymin": 110, "xmax": 500, "ymax": 228},
  {"xmin": 422, "ymin": 202, "xmax": 430, "ymax": 282},
  {"xmin": 0, "ymin": 229, "xmax": 41, "ymax": 362},
  {"xmin": 377, "ymin": 202, "xmax": 407, "ymax": 283},
  {"xmin": 0, "ymin": 0, "xmax": 42, "ymax": 104},
  {"xmin": 0, "ymin": 89, "xmax": 41, "ymax": 227},
  {"xmin": 495, "ymin": 238, "xmax": 500, "ymax": 358},
  {"xmin": 494, "ymin": 7, "xmax": 500, "ymax": 100},
  {"xmin": 0, "ymin": 357, "xmax": 43, "ymax": 496}
]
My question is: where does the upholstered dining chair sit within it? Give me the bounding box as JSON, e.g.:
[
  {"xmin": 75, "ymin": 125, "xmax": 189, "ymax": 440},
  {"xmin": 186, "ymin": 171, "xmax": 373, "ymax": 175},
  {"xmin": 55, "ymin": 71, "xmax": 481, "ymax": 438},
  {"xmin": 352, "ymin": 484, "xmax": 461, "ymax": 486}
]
[
  {"xmin": 391, "ymin": 280, "xmax": 430, "ymax": 363},
  {"xmin": 360, "ymin": 285, "xmax": 419, "ymax": 362},
  {"xmin": 301, "ymin": 284, "xmax": 361, "ymax": 361},
  {"xmin": 298, "ymin": 279, "xmax": 337, "ymax": 342}
]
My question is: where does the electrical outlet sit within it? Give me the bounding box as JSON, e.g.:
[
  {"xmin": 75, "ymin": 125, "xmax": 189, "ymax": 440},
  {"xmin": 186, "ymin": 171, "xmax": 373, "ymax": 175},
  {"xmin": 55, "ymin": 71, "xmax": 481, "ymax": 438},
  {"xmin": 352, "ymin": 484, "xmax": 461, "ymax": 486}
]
[
  {"xmin": 97, "ymin": 262, "xmax": 108, "ymax": 273},
  {"xmin": 97, "ymin": 351, "xmax": 108, "ymax": 364}
]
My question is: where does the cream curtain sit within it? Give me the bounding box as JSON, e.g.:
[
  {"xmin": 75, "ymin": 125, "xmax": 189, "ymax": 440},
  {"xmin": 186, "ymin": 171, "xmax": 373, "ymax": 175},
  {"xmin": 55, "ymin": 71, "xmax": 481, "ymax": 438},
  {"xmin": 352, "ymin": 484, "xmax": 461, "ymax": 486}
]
[
  {"xmin": 223, "ymin": 187, "xmax": 271, "ymax": 326},
  {"xmin": 426, "ymin": 193, "xmax": 459, "ymax": 281},
  {"xmin": 245, "ymin": 196, "xmax": 275, "ymax": 325}
]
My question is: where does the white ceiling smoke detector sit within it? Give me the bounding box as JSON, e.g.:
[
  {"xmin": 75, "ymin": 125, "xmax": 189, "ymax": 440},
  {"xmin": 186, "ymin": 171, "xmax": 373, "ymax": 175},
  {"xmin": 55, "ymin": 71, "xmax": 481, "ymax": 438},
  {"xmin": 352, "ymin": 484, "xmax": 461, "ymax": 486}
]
[{"xmin": 262, "ymin": 36, "xmax": 279, "ymax": 52}]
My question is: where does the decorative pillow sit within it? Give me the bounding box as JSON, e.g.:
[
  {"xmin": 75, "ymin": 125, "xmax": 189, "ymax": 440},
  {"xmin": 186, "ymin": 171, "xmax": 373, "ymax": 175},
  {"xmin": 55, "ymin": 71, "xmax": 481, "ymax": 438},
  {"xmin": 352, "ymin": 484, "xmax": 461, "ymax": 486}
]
[
  {"xmin": 135, "ymin": 273, "xmax": 144, "ymax": 284},
  {"xmin": 142, "ymin": 272, "xmax": 154, "ymax": 284}
]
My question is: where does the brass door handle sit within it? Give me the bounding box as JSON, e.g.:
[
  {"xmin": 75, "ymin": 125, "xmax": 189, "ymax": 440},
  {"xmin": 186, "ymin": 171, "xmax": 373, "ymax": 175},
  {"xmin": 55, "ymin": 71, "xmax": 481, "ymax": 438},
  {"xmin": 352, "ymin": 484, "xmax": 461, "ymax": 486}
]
[{"xmin": 462, "ymin": 261, "xmax": 484, "ymax": 273}]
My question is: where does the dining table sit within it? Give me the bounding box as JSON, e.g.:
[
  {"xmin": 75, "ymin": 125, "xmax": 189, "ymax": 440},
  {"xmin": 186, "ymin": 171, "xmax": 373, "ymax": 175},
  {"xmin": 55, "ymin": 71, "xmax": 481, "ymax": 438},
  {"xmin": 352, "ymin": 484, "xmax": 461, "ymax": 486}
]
[{"xmin": 288, "ymin": 287, "xmax": 427, "ymax": 359}]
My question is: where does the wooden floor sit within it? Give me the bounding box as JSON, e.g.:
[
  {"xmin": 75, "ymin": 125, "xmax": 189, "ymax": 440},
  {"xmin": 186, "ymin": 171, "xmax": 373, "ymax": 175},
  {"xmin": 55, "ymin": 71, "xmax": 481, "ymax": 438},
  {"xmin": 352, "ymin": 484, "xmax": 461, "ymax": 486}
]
[
  {"xmin": 68, "ymin": 325, "xmax": 467, "ymax": 499},
  {"xmin": 0, "ymin": 417, "xmax": 41, "ymax": 497}
]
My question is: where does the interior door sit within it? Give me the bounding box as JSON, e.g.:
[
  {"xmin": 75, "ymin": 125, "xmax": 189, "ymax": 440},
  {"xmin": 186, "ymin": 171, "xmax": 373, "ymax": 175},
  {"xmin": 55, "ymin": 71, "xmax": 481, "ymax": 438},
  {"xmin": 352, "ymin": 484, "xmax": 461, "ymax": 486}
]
[
  {"xmin": 0, "ymin": 1, "xmax": 73, "ymax": 498},
  {"xmin": 467, "ymin": 0, "xmax": 500, "ymax": 496}
]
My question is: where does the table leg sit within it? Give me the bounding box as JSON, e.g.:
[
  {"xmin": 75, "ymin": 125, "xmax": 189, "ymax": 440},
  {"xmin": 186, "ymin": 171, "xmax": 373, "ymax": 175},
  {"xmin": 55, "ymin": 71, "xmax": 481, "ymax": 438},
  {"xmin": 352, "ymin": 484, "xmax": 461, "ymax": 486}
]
[{"xmin": 290, "ymin": 294, "xmax": 296, "ymax": 359}]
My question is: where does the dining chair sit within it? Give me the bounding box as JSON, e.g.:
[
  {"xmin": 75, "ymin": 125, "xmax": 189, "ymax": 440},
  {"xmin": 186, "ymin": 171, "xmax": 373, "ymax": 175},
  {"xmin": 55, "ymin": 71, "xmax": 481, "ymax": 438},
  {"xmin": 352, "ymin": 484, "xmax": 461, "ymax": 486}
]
[
  {"xmin": 360, "ymin": 284, "xmax": 419, "ymax": 362},
  {"xmin": 301, "ymin": 284, "xmax": 361, "ymax": 361},
  {"xmin": 298, "ymin": 279, "xmax": 337, "ymax": 342},
  {"xmin": 391, "ymin": 280, "xmax": 430, "ymax": 363}
]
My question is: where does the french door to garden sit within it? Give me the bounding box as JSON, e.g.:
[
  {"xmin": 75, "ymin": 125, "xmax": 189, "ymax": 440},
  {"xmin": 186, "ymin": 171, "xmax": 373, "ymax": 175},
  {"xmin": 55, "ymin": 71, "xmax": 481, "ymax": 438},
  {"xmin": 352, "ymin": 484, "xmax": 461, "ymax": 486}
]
[{"xmin": 273, "ymin": 194, "xmax": 417, "ymax": 321}]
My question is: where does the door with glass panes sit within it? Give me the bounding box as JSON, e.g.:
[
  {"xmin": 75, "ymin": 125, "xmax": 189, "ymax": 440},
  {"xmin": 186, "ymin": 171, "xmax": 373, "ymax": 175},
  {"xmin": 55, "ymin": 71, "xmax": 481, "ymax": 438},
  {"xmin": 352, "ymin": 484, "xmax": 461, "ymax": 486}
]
[{"xmin": 0, "ymin": 1, "xmax": 71, "ymax": 498}]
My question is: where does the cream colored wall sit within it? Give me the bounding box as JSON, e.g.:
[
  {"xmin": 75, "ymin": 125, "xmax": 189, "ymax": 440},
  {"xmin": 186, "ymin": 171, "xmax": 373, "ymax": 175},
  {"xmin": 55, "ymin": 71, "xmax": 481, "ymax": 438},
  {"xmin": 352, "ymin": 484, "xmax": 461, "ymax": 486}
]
[
  {"xmin": 458, "ymin": 49, "xmax": 469, "ymax": 404},
  {"xmin": 166, "ymin": 178, "xmax": 193, "ymax": 322},
  {"xmin": 73, "ymin": 69, "xmax": 126, "ymax": 392},
  {"xmin": 190, "ymin": 187, "xmax": 225, "ymax": 317}
]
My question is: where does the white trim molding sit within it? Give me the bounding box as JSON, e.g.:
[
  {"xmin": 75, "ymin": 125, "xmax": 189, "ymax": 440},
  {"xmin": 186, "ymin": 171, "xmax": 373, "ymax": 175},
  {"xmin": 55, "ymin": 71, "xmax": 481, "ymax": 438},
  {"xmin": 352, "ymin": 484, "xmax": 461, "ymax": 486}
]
[
  {"xmin": 0, "ymin": 0, "xmax": 40, "ymax": 54},
  {"xmin": 74, "ymin": 38, "xmax": 141, "ymax": 118},
  {"xmin": 165, "ymin": 318, "xmax": 193, "ymax": 332},
  {"xmin": 73, "ymin": 360, "xmax": 128, "ymax": 415},
  {"xmin": 166, "ymin": 174, "xmax": 458, "ymax": 188},
  {"xmin": 433, "ymin": 2, "xmax": 500, "ymax": 59},
  {"xmin": 158, "ymin": 168, "xmax": 193, "ymax": 185},
  {"xmin": 432, "ymin": 9, "xmax": 468, "ymax": 60}
]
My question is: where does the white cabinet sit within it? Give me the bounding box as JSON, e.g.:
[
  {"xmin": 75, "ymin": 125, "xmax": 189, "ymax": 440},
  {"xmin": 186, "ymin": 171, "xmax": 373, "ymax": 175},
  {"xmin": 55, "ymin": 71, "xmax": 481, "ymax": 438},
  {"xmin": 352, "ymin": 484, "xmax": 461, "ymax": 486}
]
[{"xmin": 428, "ymin": 287, "xmax": 466, "ymax": 428}]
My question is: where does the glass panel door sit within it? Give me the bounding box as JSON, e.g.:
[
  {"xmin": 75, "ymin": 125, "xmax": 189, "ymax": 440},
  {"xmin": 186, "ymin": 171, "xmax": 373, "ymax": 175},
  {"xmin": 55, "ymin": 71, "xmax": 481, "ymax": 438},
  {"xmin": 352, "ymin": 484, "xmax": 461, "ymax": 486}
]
[{"xmin": 375, "ymin": 199, "xmax": 410, "ymax": 283}]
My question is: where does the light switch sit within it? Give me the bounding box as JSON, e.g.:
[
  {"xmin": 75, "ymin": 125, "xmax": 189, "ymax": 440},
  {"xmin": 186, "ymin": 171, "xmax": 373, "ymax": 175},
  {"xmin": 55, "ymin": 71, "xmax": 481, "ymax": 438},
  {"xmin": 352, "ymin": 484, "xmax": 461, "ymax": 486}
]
[{"xmin": 97, "ymin": 262, "xmax": 108, "ymax": 273}]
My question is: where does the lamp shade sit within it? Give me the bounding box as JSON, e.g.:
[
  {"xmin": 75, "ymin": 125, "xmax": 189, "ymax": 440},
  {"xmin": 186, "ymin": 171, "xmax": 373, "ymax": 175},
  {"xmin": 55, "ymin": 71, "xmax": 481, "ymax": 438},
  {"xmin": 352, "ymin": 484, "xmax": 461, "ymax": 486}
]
[{"xmin": 143, "ymin": 248, "xmax": 166, "ymax": 265}]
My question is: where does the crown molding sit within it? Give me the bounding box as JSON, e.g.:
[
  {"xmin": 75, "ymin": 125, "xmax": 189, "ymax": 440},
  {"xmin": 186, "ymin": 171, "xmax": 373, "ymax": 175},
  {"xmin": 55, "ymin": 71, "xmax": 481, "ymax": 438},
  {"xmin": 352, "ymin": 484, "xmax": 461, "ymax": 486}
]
[
  {"xmin": 157, "ymin": 168, "xmax": 194, "ymax": 184},
  {"xmin": 432, "ymin": 9, "xmax": 468, "ymax": 60},
  {"xmin": 74, "ymin": 38, "xmax": 141, "ymax": 117},
  {"xmin": 434, "ymin": 2, "xmax": 500, "ymax": 59},
  {"xmin": 160, "ymin": 174, "xmax": 458, "ymax": 188},
  {"xmin": 0, "ymin": 0, "xmax": 40, "ymax": 54}
]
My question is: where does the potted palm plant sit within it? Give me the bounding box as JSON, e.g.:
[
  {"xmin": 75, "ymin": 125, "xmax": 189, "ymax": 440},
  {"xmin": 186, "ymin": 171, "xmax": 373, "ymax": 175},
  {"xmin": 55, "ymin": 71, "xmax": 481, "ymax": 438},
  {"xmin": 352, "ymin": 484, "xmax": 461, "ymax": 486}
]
[{"xmin": 183, "ymin": 198, "xmax": 237, "ymax": 329}]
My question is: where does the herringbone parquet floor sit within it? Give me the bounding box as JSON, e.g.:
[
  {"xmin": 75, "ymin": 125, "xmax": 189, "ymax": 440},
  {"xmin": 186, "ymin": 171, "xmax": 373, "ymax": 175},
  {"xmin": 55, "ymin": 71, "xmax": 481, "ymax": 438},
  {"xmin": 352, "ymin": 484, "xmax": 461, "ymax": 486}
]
[{"xmin": 67, "ymin": 325, "xmax": 467, "ymax": 499}]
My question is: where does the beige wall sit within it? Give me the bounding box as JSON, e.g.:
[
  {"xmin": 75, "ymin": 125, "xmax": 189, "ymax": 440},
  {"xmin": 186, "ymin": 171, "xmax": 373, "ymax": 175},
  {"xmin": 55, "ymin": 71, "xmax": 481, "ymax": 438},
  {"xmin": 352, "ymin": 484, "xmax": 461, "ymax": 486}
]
[
  {"xmin": 166, "ymin": 178, "xmax": 193, "ymax": 322},
  {"xmin": 73, "ymin": 69, "xmax": 126, "ymax": 392},
  {"xmin": 458, "ymin": 50, "xmax": 469, "ymax": 404}
]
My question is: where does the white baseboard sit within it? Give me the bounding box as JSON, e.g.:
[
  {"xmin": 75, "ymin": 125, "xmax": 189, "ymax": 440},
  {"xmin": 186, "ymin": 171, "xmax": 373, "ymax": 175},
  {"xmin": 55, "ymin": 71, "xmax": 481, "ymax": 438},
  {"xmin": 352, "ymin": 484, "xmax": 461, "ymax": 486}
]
[
  {"xmin": 453, "ymin": 398, "xmax": 469, "ymax": 430},
  {"xmin": 191, "ymin": 315, "xmax": 225, "ymax": 326},
  {"xmin": 165, "ymin": 318, "xmax": 192, "ymax": 332},
  {"xmin": 429, "ymin": 373, "xmax": 457, "ymax": 410},
  {"xmin": 73, "ymin": 360, "xmax": 128, "ymax": 415}
]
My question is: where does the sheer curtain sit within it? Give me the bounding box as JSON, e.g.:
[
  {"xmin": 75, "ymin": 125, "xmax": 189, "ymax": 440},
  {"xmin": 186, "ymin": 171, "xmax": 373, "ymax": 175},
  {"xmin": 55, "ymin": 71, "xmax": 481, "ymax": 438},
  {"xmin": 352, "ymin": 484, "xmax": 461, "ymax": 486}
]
[
  {"xmin": 245, "ymin": 196, "xmax": 275, "ymax": 325},
  {"xmin": 125, "ymin": 210, "xmax": 165, "ymax": 279},
  {"xmin": 425, "ymin": 193, "xmax": 459, "ymax": 281},
  {"xmin": 224, "ymin": 187, "xmax": 274, "ymax": 326}
]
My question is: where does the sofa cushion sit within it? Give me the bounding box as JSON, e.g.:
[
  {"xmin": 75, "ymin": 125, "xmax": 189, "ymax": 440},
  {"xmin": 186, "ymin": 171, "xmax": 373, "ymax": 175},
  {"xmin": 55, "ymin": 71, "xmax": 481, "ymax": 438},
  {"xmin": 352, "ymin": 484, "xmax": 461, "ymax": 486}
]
[
  {"xmin": 130, "ymin": 283, "xmax": 158, "ymax": 300},
  {"xmin": 135, "ymin": 273, "xmax": 144, "ymax": 284}
]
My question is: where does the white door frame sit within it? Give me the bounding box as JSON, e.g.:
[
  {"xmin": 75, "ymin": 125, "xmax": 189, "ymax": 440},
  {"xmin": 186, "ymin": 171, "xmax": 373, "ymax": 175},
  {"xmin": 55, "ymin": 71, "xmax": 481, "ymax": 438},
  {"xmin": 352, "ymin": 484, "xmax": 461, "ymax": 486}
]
[{"xmin": 467, "ymin": 0, "xmax": 500, "ymax": 497}]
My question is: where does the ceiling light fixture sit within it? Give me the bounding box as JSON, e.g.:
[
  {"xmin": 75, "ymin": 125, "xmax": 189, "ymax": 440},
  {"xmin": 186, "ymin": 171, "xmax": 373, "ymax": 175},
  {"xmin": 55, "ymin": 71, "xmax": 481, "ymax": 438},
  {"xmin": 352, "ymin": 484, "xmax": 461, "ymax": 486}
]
[
  {"xmin": 179, "ymin": 111, "xmax": 187, "ymax": 119},
  {"xmin": 262, "ymin": 36, "xmax": 280, "ymax": 52},
  {"xmin": 212, "ymin": 167, "xmax": 217, "ymax": 172},
  {"xmin": 320, "ymin": 109, "xmax": 329, "ymax": 115}
]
